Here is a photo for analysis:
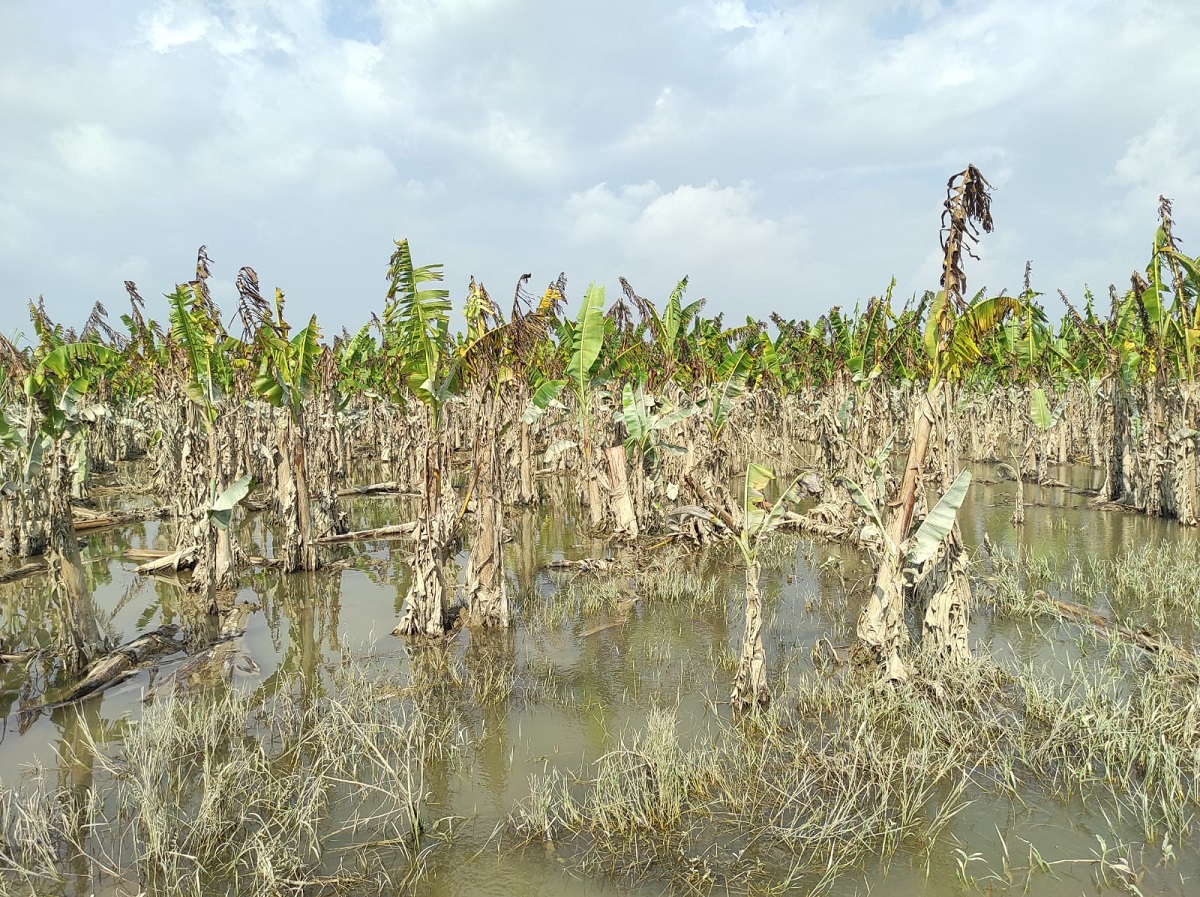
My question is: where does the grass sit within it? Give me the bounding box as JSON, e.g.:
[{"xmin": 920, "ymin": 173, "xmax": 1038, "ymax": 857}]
[
  {"xmin": 0, "ymin": 656, "xmax": 469, "ymax": 896},
  {"xmin": 982, "ymin": 537, "xmax": 1200, "ymax": 638},
  {"xmin": 1074, "ymin": 540, "xmax": 1200, "ymax": 632},
  {"xmin": 511, "ymin": 637, "xmax": 1200, "ymax": 895}
]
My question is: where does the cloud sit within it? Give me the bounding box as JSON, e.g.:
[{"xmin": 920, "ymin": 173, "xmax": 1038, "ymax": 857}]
[
  {"xmin": 562, "ymin": 180, "xmax": 811, "ymax": 310},
  {"xmin": 1, "ymin": 0, "xmax": 1199, "ymax": 332},
  {"xmin": 1111, "ymin": 113, "xmax": 1200, "ymax": 204}
]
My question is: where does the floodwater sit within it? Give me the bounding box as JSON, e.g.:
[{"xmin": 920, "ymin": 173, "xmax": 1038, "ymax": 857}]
[{"xmin": 1, "ymin": 461, "xmax": 1198, "ymax": 896}]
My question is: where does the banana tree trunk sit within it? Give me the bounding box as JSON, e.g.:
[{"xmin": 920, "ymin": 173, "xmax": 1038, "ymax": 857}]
[
  {"xmin": 731, "ymin": 561, "xmax": 769, "ymax": 713},
  {"xmin": 394, "ymin": 422, "xmax": 452, "ymax": 638},
  {"xmin": 583, "ymin": 438, "xmax": 604, "ymax": 528},
  {"xmin": 921, "ymin": 528, "xmax": 971, "ymax": 662},
  {"xmin": 466, "ymin": 391, "xmax": 509, "ymax": 627},
  {"xmin": 604, "ymin": 444, "xmax": 639, "ymax": 539},
  {"xmin": 275, "ymin": 413, "xmax": 326, "ymax": 573},
  {"xmin": 856, "ymin": 386, "xmax": 940, "ymax": 679},
  {"xmin": 518, "ymin": 422, "xmax": 536, "ymax": 505}
]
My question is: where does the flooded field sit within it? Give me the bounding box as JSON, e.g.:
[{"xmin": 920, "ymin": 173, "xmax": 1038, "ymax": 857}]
[{"xmin": 2, "ymin": 463, "xmax": 1199, "ymax": 896}]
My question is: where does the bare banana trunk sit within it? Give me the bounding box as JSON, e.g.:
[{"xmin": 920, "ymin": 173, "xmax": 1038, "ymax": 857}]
[
  {"xmin": 731, "ymin": 561, "xmax": 770, "ymax": 713},
  {"xmin": 921, "ymin": 530, "xmax": 971, "ymax": 662},
  {"xmin": 466, "ymin": 392, "xmax": 509, "ymax": 627},
  {"xmin": 856, "ymin": 387, "xmax": 939, "ymax": 679},
  {"xmin": 604, "ymin": 444, "xmax": 639, "ymax": 539},
  {"xmin": 395, "ymin": 424, "xmax": 454, "ymax": 638},
  {"xmin": 518, "ymin": 421, "xmax": 536, "ymax": 505}
]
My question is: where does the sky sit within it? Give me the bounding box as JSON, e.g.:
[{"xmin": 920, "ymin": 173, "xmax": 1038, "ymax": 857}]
[{"xmin": 2, "ymin": 0, "xmax": 1199, "ymax": 339}]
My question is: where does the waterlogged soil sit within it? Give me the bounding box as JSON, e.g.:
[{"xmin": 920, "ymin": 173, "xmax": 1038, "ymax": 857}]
[{"xmin": 2, "ymin": 462, "xmax": 1199, "ymax": 896}]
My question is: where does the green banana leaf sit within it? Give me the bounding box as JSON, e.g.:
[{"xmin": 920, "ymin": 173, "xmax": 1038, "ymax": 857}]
[{"xmin": 907, "ymin": 468, "xmax": 972, "ymax": 566}]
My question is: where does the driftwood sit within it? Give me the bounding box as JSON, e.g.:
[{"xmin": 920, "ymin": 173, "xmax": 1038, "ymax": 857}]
[
  {"xmin": 317, "ymin": 522, "xmax": 417, "ymax": 544},
  {"xmin": 544, "ymin": 557, "xmax": 617, "ymax": 573},
  {"xmin": 123, "ymin": 549, "xmax": 171, "ymax": 562},
  {"xmin": 579, "ymin": 595, "xmax": 639, "ymax": 638},
  {"xmin": 0, "ymin": 648, "xmax": 39, "ymax": 664},
  {"xmin": 72, "ymin": 505, "xmax": 170, "ymax": 533},
  {"xmin": 146, "ymin": 605, "xmax": 259, "ymax": 701},
  {"xmin": 338, "ymin": 481, "xmax": 420, "ymax": 497},
  {"xmin": 47, "ymin": 626, "xmax": 184, "ymax": 706},
  {"xmin": 130, "ymin": 547, "xmax": 279, "ymax": 573},
  {"xmin": 1032, "ymin": 589, "xmax": 1200, "ymax": 665},
  {"xmin": 134, "ymin": 546, "xmax": 199, "ymax": 574}
]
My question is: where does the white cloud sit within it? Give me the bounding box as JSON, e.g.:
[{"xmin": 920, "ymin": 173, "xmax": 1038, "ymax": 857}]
[
  {"xmin": 1, "ymin": 0, "xmax": 1199, "ymax": 330},
  {"xmin": 563, "ymin": 181, "xmax": 810, "ymax": 306},
  {"xmin": 143, "ymin": 4, "xmax": 215, "ymax": 53},
  {"xmin": 51, "ymin": 123, "xmax": 165, "ymax": 180},
  {"xmin": 1111, "ymin": 113, "xmax": 1200, "ymax": 198}
]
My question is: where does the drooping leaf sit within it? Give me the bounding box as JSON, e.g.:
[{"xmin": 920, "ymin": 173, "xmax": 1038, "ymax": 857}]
[
  {"xmin": 907, "ymin": 468, "xmax": 972, "ymax": 567},
  {"xmin": 543, "ymin": 438, "xmax": 578, "ymax": 463},
  {"xmin": 167, "ymin": 284, "xmax": 215, "ymax": 405},
  {"xmin": 743, "ymin": 462, "xmax": 773, "ymax": 536},
  {"xmin": 706, "ymin": 365, "xmax": 747, "ymax": 437},
  {"xmin": 618, "ymin": 384, "xmax": 649, "ymax": 446},
  {"xmin": 208, "ymin": 474, "xmax": 254, "ymax": 530},
  {"xmin": 530, "ymin": 377, "xmax": 566, "ymax": 409},
  {"xmin": 384, "ymin": 239, "xmax": 452, "ymax": 410},
  {"xmin": 288, "ymin": 316, "xmax": 322, "ymax": 394},
  {"xmin": 837, "ymin": 475, "xmax": 894, "ymax": 558},
  {"xmin": 23, "ymin": 433, "xmax": 49, "ymax": 483}
]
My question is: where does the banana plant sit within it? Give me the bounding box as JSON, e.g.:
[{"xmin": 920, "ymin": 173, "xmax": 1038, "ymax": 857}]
[
  {"xmin": 614, "ymin": 384, "xmax": 698, "ymax": 475},
  {"xmin": 641, "ymin": 276, "xmax": 706, "ymax": 386},
  {"xmin": 456, "ymin": 292, "xmax": 553, "ymax": 626},
  {"xmin": 697, "ymin": 462, "xmax": 803, "ymax": 713},
  {"xmin": 846, "ymin": 467, "xmax": 974, "ymax": 681},
  {"xmin": 699, "ymin": 349, "xmax": 752, "ymax": 440},
  {"xmin": 253, "ymin": 305, "xmax": 331, "ymax": 572},
  {"xmin": 164, "ymin": 260, "xmax": 254, "ymax": 606},
  {"xmin": 560, "ymin": 283, "xmax": 610, "ymax": 526},
  {"xmin": 382, "ymin": 238, "xmax": 455, "ymax": 416},
  {"xmin": 857, "ymin": 166, "xmax": 1005, "ymax": 678},
  {"xmin": 385, "ymin": 239, "xmax": 460, "ymax": 638}
]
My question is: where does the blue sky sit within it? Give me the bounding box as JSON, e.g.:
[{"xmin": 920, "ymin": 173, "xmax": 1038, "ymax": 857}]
[{"xmin": 2, "ymin": 0, "xmax": 1198, "ymax": 337}]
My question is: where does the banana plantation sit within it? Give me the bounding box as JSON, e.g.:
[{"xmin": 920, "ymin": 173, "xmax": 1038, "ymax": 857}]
[{"xmin": 2, "ymin": 168, "xmax": 1200, "ymax": 896}]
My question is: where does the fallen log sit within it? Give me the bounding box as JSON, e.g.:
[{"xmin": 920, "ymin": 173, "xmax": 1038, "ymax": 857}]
[
  {"xmin": 72, "ymin": 506, "xmax": 170, "ymax": 533},
  {"xmin": 146, "ymin": 605, "xmax": 258, "ymax": 701},
  {"xmin": 135, "ymin": 546, "xmax": 198, "ymax": 574},
  {"xmin": 339, "ymin": 481, "xmax": 419, "ymax": 497},
  {"xmin": 123, "ymin": 548, "xmax": 173, "ymax": 562},
  {"xmin": 316, "ymin": 522, "xmax": 417, "ymax": 544},
  {"xmin": 1032, "ymin": 589, "xmax": 1200, "ymax": 665},
  {"xmin": 46, "ymin": 626, "xmax": 184, "ymax": 707},
  {"xmin": 545, "ymin": 557, "xmax": 617, "ymax": 573},
  {"xmin": 0, "ymin": 648, "xmax": 39, "ymax": 664},
  {"xmin": 130, "ymin": 547, "xmax": 281, "ymax": 573}
]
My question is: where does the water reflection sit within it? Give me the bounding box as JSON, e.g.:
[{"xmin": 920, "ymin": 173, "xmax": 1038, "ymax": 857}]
[{"xmin": 1, "ymin": 463, "xmax": 1198, "ymax": 896}]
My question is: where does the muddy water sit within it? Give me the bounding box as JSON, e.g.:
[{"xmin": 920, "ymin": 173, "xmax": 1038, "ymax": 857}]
[{"xmin": 1, "ymin": 466, "xmax": 1198, "ymax": 896}]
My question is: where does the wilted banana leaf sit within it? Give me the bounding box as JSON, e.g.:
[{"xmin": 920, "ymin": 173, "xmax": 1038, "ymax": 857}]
[{"xmin": 837, "ymin": 475, "xmax": 893, "ymax": 557}]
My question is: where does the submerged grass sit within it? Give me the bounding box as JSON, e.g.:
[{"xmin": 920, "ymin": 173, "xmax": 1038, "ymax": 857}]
[
  {"xmin": 0, "ymin": 657, "xmax": 469, "ymax": 896},
  {"xmin": 983, "ymin": 537, "xmax": 1200, "ymax": 638},
  {"xmin": 1074, "ymin": 540, "xmax": 1200, "ymax": 633},
  {"xmin": 513, "ymin": 638, "xmax": 1200, "ymax": 895}
]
